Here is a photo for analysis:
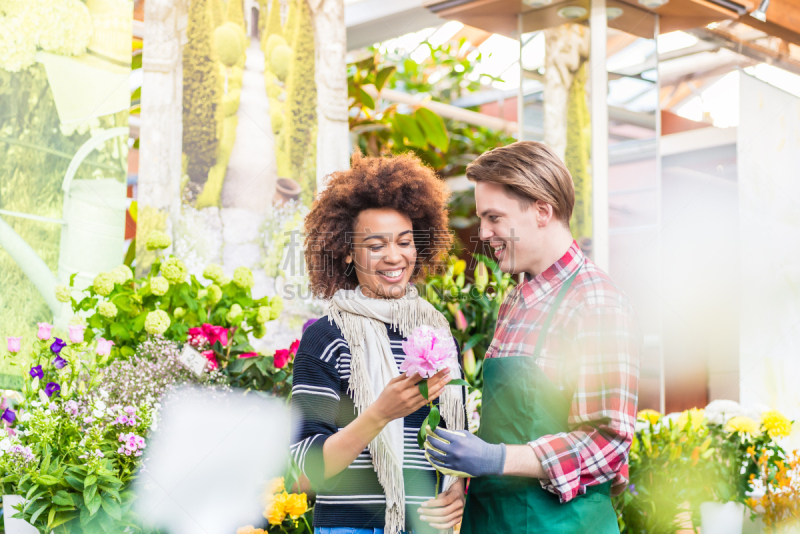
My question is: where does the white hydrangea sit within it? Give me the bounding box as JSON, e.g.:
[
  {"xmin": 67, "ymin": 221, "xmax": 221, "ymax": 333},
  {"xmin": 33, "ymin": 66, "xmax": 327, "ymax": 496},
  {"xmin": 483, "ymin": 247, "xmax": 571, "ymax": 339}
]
[
  {"xmin": 0, "ymin": 0, "xmax": 92, "ymax": 72},
  {"xmin": 704, "ymin": 399, "xmax": 745, "ymax": 426}
]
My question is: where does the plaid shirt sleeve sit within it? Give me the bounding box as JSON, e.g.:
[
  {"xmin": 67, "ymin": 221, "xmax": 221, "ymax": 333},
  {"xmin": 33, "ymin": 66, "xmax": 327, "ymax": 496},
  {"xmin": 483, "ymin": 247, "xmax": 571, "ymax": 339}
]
[{"xmin": 528, "ymin": 303, "xmax": 640, "ymax": 503}]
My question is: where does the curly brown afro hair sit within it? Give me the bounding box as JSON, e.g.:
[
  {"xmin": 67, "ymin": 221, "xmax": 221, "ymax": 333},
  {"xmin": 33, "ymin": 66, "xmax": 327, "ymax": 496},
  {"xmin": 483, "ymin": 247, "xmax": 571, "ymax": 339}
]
[{"xmin": 304, "ymin": 152, "xmax": 453, "ymax": 299}]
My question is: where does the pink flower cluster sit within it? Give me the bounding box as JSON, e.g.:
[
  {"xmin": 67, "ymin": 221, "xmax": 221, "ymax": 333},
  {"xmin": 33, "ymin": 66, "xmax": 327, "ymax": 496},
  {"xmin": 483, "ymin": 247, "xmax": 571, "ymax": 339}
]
[
  {"xmin": 114, "ymin": 406, "xmax": 138, "ymax": 426},
  {"xmin": 188, "ymin": 324, "xmax": 229, "ymax": 349},
  {"xmin": 272, "ymin": 339, "xmax": 300, "ymax": 369},
  {"xmin": 400, "ymin": 326, "xmax": 458, "ymax": 379},
  {"xmin": 117, "ymin": 432, "xmax": 146, "ymax": 457}
]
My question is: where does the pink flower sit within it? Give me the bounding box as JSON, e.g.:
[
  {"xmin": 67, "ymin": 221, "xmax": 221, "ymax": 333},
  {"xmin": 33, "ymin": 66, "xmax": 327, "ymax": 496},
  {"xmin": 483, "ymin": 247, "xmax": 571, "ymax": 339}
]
[
  {"xmin": 68, "ymin": 325, "xmax": 85, "ymax": 344},
  {"xmin": 6, "ymin": 337, "xmax": 21, "ymax": 354},
  {"xmin": 202, "ymin": 324, "xmax": 229, "ymax": 347},
  {"xmin": 37, "ymin": 322, "xmax": 52, "ymax": 341},
  {"xmin": 273, "ymin": 349, "xmax": 290, "ymax": 369},
  {"xmin": 239, "ymin": 352, "xmax": 258, "ymax": 358},
  {"xmin": 289, "ymin": 339, "xmax": 300, "ymax": 355},
  {"xmin": 187, "ymin": 327, "xmax": 208, "ymax": 347},
  {"xmin": 201, "ymin": 350, "xmax": 219, "ymax": 370},
  {"xmin": 399, "ymin": 326, "xmax": 458, "ymax": 379},
  {"xmin": 96, "ymin": 337, "xmax": 114, "ymax": 356}
]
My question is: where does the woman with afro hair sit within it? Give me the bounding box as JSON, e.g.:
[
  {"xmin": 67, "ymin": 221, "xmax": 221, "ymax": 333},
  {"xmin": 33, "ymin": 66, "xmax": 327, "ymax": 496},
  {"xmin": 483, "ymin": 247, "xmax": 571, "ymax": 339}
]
[{"xmin": 290, "ymin": 153, "xmax": 468, "ymax": 534}]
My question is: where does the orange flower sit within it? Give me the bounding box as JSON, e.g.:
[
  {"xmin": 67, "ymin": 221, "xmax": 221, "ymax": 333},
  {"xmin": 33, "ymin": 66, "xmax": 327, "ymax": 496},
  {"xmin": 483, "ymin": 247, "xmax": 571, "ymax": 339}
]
[{"xmin": 236, "ymin": 527, "xmax": 264, "ymax": 534}]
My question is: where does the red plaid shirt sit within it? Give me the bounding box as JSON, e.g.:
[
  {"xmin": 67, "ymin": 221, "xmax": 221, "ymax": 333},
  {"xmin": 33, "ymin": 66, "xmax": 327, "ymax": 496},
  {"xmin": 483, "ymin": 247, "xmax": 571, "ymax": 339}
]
[{"xmin": 485, "ymin": 240, "xmax": 640, "ymax": 503}]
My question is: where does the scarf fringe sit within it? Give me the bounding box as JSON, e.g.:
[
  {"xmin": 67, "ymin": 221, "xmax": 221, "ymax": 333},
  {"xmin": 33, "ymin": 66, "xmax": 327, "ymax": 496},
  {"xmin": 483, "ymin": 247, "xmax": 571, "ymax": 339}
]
[{"xmin": 327, "ymin": 286, "xmax": 465, "ymax": 534}]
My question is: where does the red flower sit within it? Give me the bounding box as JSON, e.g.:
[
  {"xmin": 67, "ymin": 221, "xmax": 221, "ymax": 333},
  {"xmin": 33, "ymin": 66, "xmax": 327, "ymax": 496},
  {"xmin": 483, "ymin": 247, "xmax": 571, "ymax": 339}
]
[
  {"xmin": 201, "ymin": 350, "xmax": 218, "ymax": 370},
  {"xmin": 202, "ymin": 324, "xmax": 229, "ymax": 347},
  {"xmin": 289, "ymin": 339, "xmax": 300, "ymax": 355},
  {"xmin": 239, "ymin": 352, "xmax": 258, "ymax": 358},
  {"xmin": 273, "ymin": 349, "xmax": 291, "ymax": 369}
]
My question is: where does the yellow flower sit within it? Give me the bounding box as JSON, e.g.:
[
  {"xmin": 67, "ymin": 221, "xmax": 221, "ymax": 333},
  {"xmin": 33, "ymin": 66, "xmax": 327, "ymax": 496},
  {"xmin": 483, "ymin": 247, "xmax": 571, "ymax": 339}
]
[
  {"xmin": 265, "ymin": 491, "xmax": 288, "ymax": 525},
  {"xmin": 285, "ymin": 493, "xmax": 308, "ymax": 519},
  {"xmin": 236, "ymin": 526, "xmax": 264, "ymax": 534},
  {"xmin": 677, "ymin": 408, "xmax": 706, "ymax": 431},
  {"xmin": 268, "ymin": 477, "xmax": 285, "ymax": 495},
  {"xmin": 637, "ymin": 409, "xmax": 661, "ymax": 424},
  {"xmin": 726, "ymin": 416, "xmax": 761, "ymax": 436},
  {"xmin": 761, "ymin": 410, "xmax": 792, "ymax": 439}
]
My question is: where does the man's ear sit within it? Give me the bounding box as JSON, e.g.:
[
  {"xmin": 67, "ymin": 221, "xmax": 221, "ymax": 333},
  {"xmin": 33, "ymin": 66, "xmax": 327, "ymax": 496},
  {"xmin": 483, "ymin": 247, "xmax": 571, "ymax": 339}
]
[{"xmin": 534, "ymin": 200, "xmax": 554, "ymax": 227}]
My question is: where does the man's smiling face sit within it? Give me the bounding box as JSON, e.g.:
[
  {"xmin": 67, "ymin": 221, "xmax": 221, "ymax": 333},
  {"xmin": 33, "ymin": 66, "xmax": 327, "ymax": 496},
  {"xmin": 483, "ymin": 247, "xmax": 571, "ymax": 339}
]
[{"xmin": 475, "ymin": 181, "xmax": 540, "ymax": 276}]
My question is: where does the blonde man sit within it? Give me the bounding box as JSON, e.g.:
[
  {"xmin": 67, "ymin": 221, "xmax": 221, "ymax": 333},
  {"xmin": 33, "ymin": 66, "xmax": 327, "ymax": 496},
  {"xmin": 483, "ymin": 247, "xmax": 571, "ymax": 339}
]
[{"xmin": 424, "ymin": 141, "xmax": 640, "ymax": 534}]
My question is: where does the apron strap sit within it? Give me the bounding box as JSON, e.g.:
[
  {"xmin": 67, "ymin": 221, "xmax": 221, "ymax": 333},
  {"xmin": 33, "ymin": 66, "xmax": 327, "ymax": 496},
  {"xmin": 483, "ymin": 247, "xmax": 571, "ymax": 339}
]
[{"xmin": 531, "ymin": 263, "xmax": 583, "ymax": 360}]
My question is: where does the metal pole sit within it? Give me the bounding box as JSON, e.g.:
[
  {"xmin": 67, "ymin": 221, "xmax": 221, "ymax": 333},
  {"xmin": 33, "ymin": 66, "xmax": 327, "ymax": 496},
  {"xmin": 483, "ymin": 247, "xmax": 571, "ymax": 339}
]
[
  {"xmin": 654, "ymin": 14, "xmax": 666, "ymax": 416},
  {"xmin": 590, "ymin": 0, "xmax": 609, "ymax": 271}
]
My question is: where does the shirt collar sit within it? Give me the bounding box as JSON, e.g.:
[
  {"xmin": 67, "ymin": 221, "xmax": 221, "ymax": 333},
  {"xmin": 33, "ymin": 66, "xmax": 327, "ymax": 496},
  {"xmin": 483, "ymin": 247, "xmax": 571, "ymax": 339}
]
[{"xmin": 520, "ymin": 240, "xmax": 585, "ymax": 308}]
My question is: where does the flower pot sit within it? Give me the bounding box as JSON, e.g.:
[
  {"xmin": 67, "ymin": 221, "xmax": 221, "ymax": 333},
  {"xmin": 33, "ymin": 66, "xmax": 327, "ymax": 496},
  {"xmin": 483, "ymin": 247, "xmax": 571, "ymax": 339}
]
[
  {"xmin": 2, "ymin": 495, "xmax": 38, "ymax": 534},
  {"xmin": 274, "ymin": 177, "xmax": 301, "ymax": 206},
  {"xmin": 701, "ymin": 501, "xmax": 745, "ymax": 534}
]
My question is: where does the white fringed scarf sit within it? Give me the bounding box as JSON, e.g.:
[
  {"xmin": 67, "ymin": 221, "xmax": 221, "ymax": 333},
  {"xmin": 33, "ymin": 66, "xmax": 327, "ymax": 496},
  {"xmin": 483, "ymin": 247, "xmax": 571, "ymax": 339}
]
[{"xmin": 327, "ymin": 285, "xmax": 466, "ymax": 534}]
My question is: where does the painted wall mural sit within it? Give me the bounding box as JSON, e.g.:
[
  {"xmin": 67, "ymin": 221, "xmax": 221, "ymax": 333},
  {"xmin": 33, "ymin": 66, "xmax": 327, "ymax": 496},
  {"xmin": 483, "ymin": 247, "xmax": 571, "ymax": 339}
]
[{"xmin": 0, "ymin": 0, "xmax": 133, "ymax": 387}]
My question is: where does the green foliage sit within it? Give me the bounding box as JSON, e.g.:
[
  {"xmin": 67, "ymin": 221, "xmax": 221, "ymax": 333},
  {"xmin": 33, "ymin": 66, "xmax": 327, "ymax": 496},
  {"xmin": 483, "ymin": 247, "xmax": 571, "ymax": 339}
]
[
  {"xmin": 226, "ymin": 0, "xmax": 246, "ymax": 31},
  {"xmin": 282, "ymin": 0, "xmax": 316, "ymax": 204},
  {"xmin": 348, "ymin": 47, "xmax": 515, "ymax": 177},
  {"xmin": 183, "ymin": 0, "xmax": 221, "ymax": 187},
  {"xmin": 221, "ymin": 87, "xmax": 242, "ymax": 117},
  {"xmin": 566, "ymin": 61, "xmax": 591, "ymax": 240},
  {"xmin": 271, "ymin": 43, "xmax": 292, "ymax": 82},
  {"xmin": 270, "ymin": 101, "xmax": 285, "ymax": 133},
  {"xmin": 68, "ymin": 248, "xmax": 280, "ymax": 359},
  {"xmin": 211, "ymin": 0, "xmax": 226, "ymax": 27},
  {"xmin": 197, "ymin": 115, "xmax": 238, "ymax": 208},
  {"xmin": 225, "ymin": 342, "xmax": 297, "ymax": 398},
  {"xmin": 267, "ymin": 0, "xmax": 283, "ymax": 39},
  {"xmin": 422, "ymin": 254, "xmax": 515, "ymax": 390},
  {"xmin": 266, "ymin": 34, "xmax": 288, "ymax": 69},
  {"xmin": 215, "ymin": 22, "xmax": 243, "ymax": 67}
]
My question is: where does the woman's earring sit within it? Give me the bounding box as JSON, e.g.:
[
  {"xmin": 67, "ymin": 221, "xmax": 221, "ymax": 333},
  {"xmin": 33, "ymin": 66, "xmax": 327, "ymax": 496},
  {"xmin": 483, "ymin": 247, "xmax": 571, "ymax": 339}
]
[{"xmin": 344, "ymin": 261, "xmax": 354, "ymax": 276}]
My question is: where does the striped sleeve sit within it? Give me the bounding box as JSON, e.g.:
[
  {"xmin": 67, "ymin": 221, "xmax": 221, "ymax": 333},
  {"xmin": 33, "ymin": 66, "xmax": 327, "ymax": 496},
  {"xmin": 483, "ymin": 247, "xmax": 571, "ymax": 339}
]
[{"xmin": 290, "ymin": 327, "xmax": 345, "ymax": 487}]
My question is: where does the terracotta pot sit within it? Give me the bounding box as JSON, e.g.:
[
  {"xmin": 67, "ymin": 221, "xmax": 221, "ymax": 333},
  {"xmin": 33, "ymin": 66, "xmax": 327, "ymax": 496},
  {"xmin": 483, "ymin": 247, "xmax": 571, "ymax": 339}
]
[{"xmin": 274, "ymin": 177, "xmax": 301, "ymax": 206}]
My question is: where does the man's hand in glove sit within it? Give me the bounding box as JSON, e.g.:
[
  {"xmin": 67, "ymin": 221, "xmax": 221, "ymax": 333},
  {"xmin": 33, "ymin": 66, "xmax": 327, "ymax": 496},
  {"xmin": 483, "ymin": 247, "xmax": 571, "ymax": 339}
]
[{"xmin": 424, "ymin": 427, "xmax": 506, "ymax": 478}]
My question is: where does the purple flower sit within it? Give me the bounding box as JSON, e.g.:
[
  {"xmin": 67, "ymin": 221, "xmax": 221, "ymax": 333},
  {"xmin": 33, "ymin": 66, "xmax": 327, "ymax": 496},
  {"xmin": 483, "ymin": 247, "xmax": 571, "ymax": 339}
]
[
  {"xmin": 44, "ymin": 382, "xmax": 61, "ymax": 397},
  {"xmin": 628, "ymin": 484, "xmax": 638, "ymax": 496},
  {"xmin": 29, "ymin": 365, "xmax": 44, "ymax": 380},
  {"xmin": 52, "ymin": 354, "xmax": 68, "ymax": 369},
  {"xmin": 50, "ymin": 338, "xmax": 66, "ymax": 354},
  {"xmin": 302, "ymin": 318, "xmax": 318, "ymax": 333},
  {"xmin": 124, "ymin": 405, "xmax": 136, "ymax": 415},
  {"xmin": 1, "ymin": 408, "xmax": 15, "ymax": 424}
]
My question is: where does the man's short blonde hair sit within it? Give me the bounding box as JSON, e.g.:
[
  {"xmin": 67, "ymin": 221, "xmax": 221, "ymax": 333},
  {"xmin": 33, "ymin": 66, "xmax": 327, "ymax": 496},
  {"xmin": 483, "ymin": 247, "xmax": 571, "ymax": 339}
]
[{"xmin": 466, "ymin": 141, "xmax": 575, "ymax": 226}]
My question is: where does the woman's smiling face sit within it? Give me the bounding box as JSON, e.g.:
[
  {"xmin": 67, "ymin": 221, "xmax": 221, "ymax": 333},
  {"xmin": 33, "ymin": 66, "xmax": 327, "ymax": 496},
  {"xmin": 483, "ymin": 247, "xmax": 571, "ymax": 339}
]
[{"xmin": 347, "ymin": 208, "xmax": 417, "ymax": 299}]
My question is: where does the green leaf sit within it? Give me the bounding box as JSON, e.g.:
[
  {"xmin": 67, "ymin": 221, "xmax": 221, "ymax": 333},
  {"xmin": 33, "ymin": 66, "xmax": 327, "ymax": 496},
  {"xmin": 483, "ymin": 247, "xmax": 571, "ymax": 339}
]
[
  {"xmin": 29, "ymin": 502, "xmax": 49, "ymax": 526},
  {"xmin": 418, "ymin": 414, "xmax": 430, "ymax": 449},
  {"xmin": 50, "ymin": 511, "xmax": 80, "ymax": 529},
  {"xmin": 87, "ymin": 492, "xmax": 102, "ymax": 516},
  {"xmin": 35, "ymin": 475, "xmax": 60, "ymax": 486},
  {"xmin": 428, "ymin": 405, "xmax": 441, "ymax": 431},
  {"xmin": 109, "ymin": 322, "xmax": 129, "ymax": 340},
  {"xmin": 120, "ymin": 346, "xmax": 135, "ymax": 357},
  {"xmin": 462, "ymin": 333, "xmax": 485, "ymax": 352},
  {"xmin": 100, "ymin": 494, "xmax": 122, "ymax": 520},
  {"xmin": 53, "ymin": 491, "xmax": 74, "ymax": 506},
  {"xmin": 131, "ymin": 311, "xmax": 148, "ymax": 332},
  {"xmin": 359, "ymin": 88, "xmax": 375, "ymax": 110},
  {"xmin": 375, "ymin": 66, "xmax": 396, "ymax": 92},
  {"xmin": 447, "ymin": 379, "xmax": 470, "ymax": 387},
  {"xmin": 84, "ymin": 484, "xmax": 97, "ymax": 507},
  {"xmin": 393, "ymin": 113, "xmax": 426, "ymax": 148},
  {"xmin": 418, "ymin": 379, "xmax": 429, "ymax": 401},
  {"xmin": 415, "ymin": 107, "xmax": 449, "ymax": 151},
  {"xmin": 84, "ymin": 475, "xmax": 97, "ymax": 487},
  {"xmin": 70, "ymin": 273, "xmax": 78, "ymax": 287},
  {"xmin": 65, "ymin": 476, "xmax": 84, "ymax": 490}
]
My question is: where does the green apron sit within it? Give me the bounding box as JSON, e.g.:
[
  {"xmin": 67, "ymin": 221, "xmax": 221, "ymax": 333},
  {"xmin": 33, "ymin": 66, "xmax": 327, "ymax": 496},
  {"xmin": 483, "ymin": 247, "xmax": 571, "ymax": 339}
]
[{"xmin": 461, "ymin": 267, "xmax": 620, "ymax": 534}]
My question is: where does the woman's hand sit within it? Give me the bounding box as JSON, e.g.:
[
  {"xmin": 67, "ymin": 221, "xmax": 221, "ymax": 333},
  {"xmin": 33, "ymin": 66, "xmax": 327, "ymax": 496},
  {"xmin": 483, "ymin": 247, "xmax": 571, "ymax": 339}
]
[
  {"xmin": 370, "ymin": 368, "xmax": 452, "ymax": 426},
  {"xmin": 418, "ymin": 478, "xmax": 466, "ymax": 530}
]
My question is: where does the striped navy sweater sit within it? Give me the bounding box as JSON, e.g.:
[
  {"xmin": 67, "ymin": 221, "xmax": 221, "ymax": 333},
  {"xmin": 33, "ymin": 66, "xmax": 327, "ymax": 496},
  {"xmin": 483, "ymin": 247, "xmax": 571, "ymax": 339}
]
[{"xmin": 290, "ymin": 316, "xmax": 466, "ymax": 532}]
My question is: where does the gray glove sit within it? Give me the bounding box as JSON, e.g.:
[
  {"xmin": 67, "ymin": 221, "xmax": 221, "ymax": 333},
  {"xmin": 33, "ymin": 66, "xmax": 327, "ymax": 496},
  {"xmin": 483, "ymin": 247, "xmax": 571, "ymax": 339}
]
[{"xmin": 424, "ymin": 427, "xmax": 506, "ymax": 478}]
